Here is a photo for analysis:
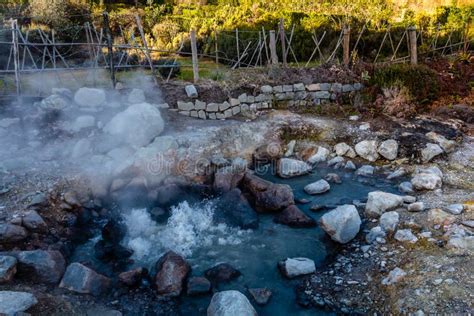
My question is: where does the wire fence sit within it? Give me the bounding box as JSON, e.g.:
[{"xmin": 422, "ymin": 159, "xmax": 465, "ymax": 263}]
[{"xmin": 0, "ymin": 13, "xmax": 472, "ymax": 98}]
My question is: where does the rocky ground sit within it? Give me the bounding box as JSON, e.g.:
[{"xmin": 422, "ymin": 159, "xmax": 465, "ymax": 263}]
[{"xmin": 0, "ymin": 82, "xmax": 473, "ymax": 315}]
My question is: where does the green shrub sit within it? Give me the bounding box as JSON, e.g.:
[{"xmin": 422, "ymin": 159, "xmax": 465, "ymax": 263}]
[{"xmin": 370, "ymin": 64, "xmax": 440, "ymax": 103}]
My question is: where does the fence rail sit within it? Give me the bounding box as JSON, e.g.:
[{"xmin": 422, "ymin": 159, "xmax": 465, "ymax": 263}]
[{"xmin": 1, "ymin": 13, "xmax": 472, "ymax": 98}]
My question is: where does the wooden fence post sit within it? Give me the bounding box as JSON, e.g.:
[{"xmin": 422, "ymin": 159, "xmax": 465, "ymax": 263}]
[
  {"xmin": 279, "ymin": 18, "xmax": 287, "ymax": 66},
  {"xmin": 190, "ymin": 29, "xmax": 199, "ymax": 82},
  {"xmin": 214, "ymin": 30, "xmax": 219, "ymax": 64},
  {"xmin": 235, "ymin": 28, "xmax": 240, "ymax": 68},
  {"xmin": 343, "ymin": 24, "xmax": 350, "ymax": 66},
  {"xmin": 11, "ymin": 19, "xmax": 21, "ymax": 98},
  {"xmin": 269, "ymin": 30, "xmax": 278, "ymax": 66},
  {"xmin": 103, "ymin": 11, "xmax": 116, "ymax": 88},
  {"xmin": 135, "ymin": 14, "xmax": 157, "ymax": 83},
  {"xmin": 408, "ymin": 26, "xmax": 417, "ymax": 65}
]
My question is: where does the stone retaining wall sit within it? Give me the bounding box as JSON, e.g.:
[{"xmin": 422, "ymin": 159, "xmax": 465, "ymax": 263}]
[{"xmin": 176, "ymin": 82, "xmax": 363, "ymax": 120}]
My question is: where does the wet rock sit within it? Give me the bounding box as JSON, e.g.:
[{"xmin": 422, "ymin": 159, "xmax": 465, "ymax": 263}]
[
  {"xmin": 366, "ymin": 226, "xmax": 386, "ymax": 244},
  {"xmin": 421, "ymin": 143, "xmax": 443, "ymax": 162},
  {"xmin": 278, "ymin": 257, "xmax": 316, "ymax": 278},
  {"xmin": 324, "ymin": 173, "xmax": 341, "ymax": 184},
  {"xmin": 445, "ymin": 204, "xmax": 464, "ymax": 215},
  {"xmin": 207, "ymin": 290, "xmax": 257, "ymax": 316},
  {"xmin": 378, "ymin": 139, "xmax": 398, "ymax": 160},
  {"xmin": 399, "ymin": 181, "xmax": 414, "ymax": 194},
  {"xmin": 319, "ymin": 204, "xmax": 361, "ymax": 244},
  {"xmin": 214, "ymin": 166, "xmax": 245, "ymax": 193},
  {"xmin": 274, "ymin": 205, "xmax": 316, "ymax": 228},
  {"xmin": 154, "ymin": 251, "xmax": 190, "ymax": 297},
  {"xmin": 248, "ymin": 288, "xmax": 272, "ymax": 305},
  {"xmin": 0, "ymin": 291, "xmax": 38, "ymax": 315},
  {"xmin": 103, "ymin": 102, "xmax": 164, "ymax": 148},
  {"xmin": 355, "ymin": 140, "xmax": 379, "ymax": 162},
  {"xmin": 0, "ymin": 256, "xmax": 17, "ymax": 283},
  {"xmin": 379, "ymin": 211, "xmax": 399, "ymax": 232},
  {"xmin": 334, "ymin": 143, "xmax": 356, "ymax": 158},
  {"xmin": 387, "ymin": 168, "xmax": 406, "ymax": 180},
  {"xmin": 296, "ymin": 198, "xmax": 310, "ymax": 204},
  {"xmin": 187, "ymin": 276, "xmax": 211, "ymax": 296},
  {"xmin": 243, "ymin": 173, "xmax": 294, "ymax": 212},
  {"xmin": 185, "ymin": 85, "xmax": 198, "ymax": 98},
  {"xmin": 21, "ymin": 210, "xmax": 47, "ymax": 232},
  {"xmin": 74, "ymin": 87, "xmax": 106, "ymax": 107},
  {"xmin": 14, "ymin": 250, "xmax": 65, "ymax": 284},
  {"xmin": 60, "ymin": 262, "xmax": 111, "ymax": 296},
  {"xmin": 327, "ymin": 156, "xmax": 344, "ymax": 167},
  {"xmin": 118, "ymin": 267, "xmax": 148, "ymax": 287},
  {"xmin": 310, "ymin": 204, "xmax": 327, "ymax": 212},
  {"xmin": 426, "ymin": 132, "xmax": 456, "ymax": 153},
  {"xmin": 154, "ymin": 184, "xmax": 185, "ymax": 207},
  {"xmin": 204, "ymin": 263, "xmax": 241, "ymax": 284},
  {"xmin": 284, "ymin": 140, "xmax": 297, "ymax": 157},
  {"xmin": 355, "ymin": 165, "xmax": 374, "ymax": 177},
  {"xmin": 382, "ymin": 267, "xmax": 406, "ymax": 285},
  {"xmin": 411, "ymin": 173, "xmax": 442, "ymax": 190},
  {"xmin": 345, "ymin": 160, "xmax": 356, "ymax": 170},
  {"xmin": 307, "ymin": 146, "xmax": 330, "ymax": 164},
  {"xmin": 304, "ymin": 179, "xmax": 330, "ymax": 195},
  {"xmin": 394, "ymin": 229, "xmax": 418, "ymax": 243},
  {"xmin": 128, "ymin": 88, "xmax": 146, "ymax": 104},
  {"xmin": 215, "ymin": 189, "xmax": 258, "ymax": 229},
  {"xmin": 407, "ymin": 202, "xmax": 425, "ymax": 212},
  {"xmin": 0, "ymin": 224, "xmax": 28, "ymax": 243},
  {"xmin": 277, "ymin": 158, "xmax": 312, "ymax": 178},
  {"xmin": 365, "ymin": 191, "xmax": 404, "ymax": 218}
]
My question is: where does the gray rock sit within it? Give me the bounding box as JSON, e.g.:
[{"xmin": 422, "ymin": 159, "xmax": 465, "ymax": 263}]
[
  {"xmin": 104, "ymin": 103, "xmax": 164, "ymax": 148},
  {"xmin": 394, "ymin": 229, "xmax": 418, "ymax": 243},
  {"xmin": 379, "ymin": 211, "xmax": 399, "ymax": 232},
  {"xmin": 277, "ymin": 158, "xmax": 311, "ymax": 178},
  {"xmin": 421, "ymin": 143, "xmax": 443, "ymax": 162},
  {"xmin": 319, "ymin": 204, "xmax": 361, "ymax": 243},
  {"xmin": 324, "ymin": 173, "xmax": 341, "ymax": 184},
  {"xmin": 378, "ymin": 139, "xmax": 398, "ymax": 160},
  {"xmin": 426, "ymin": 132, "xmax": 456, "ymax": 153},
  {"xmin": 0, "ymin": 256, "xmax": 17, "ymax": 283},
  {"xmin": 28, "ymin": 193, "xmax": 48, "ymax": 208},
  {"xmin": 154, "ymin": 251, "xmax": 190, "ymax": 297},
  {"xmin": 60, "ymin": 262, "xmax": 111, "ymax": 296},
  {"xmin": 415, "ymin": 166, "xmax": 443, "ymax": 178},
  {"xmin": 38, "ymin": 94, "xmax": 68, "ymax": 110},
  {"xmin": 21, "ymin": 210, "xmax": 47, "ymax": 232},
  {"xmin": 355, "ymin": 140, "xmax": 379, "ymax": 162},
  {"xmin": 382, "ymin": 268, "xmax": 406, "ymax": 285},
  {"xmin": 74, "ymin": 87, "xmax": 106, "ymax": 107},
  {"xmin": 293, "ymin": 83, "xmax": 305, "ymax": 91},
  {"xmin": 408, "ymin": 202, "xmax": 425, "ymax": 212},
  {"xmin": 278, "ymin": 257, "xmax": 316, "ymax": 278},
  {"xmin": 177, "ymin": 101, "xmax": 194, "ymax": 111},
  {"xmin": 355, "ymin": 165, "xmax": 374, "ymax": 177},
  {"xmin": 365, "ymin": 191, "xmax": 404, "ymax": 218},
  {"xmin": 366, "ymin": 226, "xmax": 386, "ymax": 244},
  {"xmin": 71, "ymin": 115, "xmax": 95, "ymax": 132},
  {"xmin": 398, "ymin": 181, "xmax": 414, "ymax": 194},
  {"xmin": 304, "ymin": 179, "xmax": 330, "ymax": 194},
  {"xmin": 187, "ymin": 277, "xmax": 211, "ymax": 296},
  {"xmin": 411, "ymin": 173, "xmax": 442, "ymax": 190},
  {"xmin": 0, "ymin": 224, "xmax": 28, "ymax": 243},
  {"xmin": 334, "ymin": 143, "xmax": 356, "ymax": 158},
  {"xmin": 260, "ymin": 85, "xmax": 273, "ymax": 93},
  {"xmin": 185, "ymin": 85, "xmax": 198, "ymax": 98},
  {"xmin": 447, "ymin": 236, "xmax": 474, "ymax": 251},
  {"xmin": 344, "ymin": 160, "xmax": 356, "ymax": 170},
  {"xmin": 15, "ymin": 250, "xmax": 65, "ymax": 284},
  {"xmin": 307, "ymin": 146, "xmax": 330, "ymax": 164},
  {"xmin": 387, "ymin": 168, "xmax": 406, "ymax": 180},
  {"xmin": 207, "ymin": 290, "xmax": 257, "ymax": 316},
  {"xmin": 445, "ymin": 204, "xmax": 464, "ymax": 215},
  {"xmin": 127, "ymin": 88, "xmax": 146, "ymax": 104},
  {"xmin": 327, "ymin": 156, "xmax": 344, "ymax": 167},
  {"xmin": 284, "ymin": 140, "xmax": 296, "ymax": 157},
  {"xmin": 0, "ymin": 291, "xmax": 37, "ymax": 315},
  {"xmin": 248, "ymin": 288, "xmax": 272, "ymax": 305},
  {"xmin": 195, "ymin": 100, "xmax": 206, "ymax": 110},
  {"xmin": 274, "ymin": 205, "xmax": 316, "ymax": 228}
]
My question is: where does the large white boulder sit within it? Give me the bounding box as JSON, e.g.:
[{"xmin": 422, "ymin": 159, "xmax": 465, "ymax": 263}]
[
  {"xmin": 365, "ymin": 191, "xmax": 404, "ymax": 218},
  {"xmin": 334, "ymin": 143, "xmax": 356, "ymax": 158},
  {"xmin": 207, "ymin": 290, "xmax": 257, "ymax": 316},
  {"xmin": 277, "ymin": 158, "xmax": 311, "ymax": 178},
  {"xmin": 0, "ymin": 291, "xmax": 38, "ymax": 315},
  {"xmin": 319, "ymin": 204, "xmax": 361, "ymax": 243},
  {"xmin": 304, "ymin": 179, "xmax": 330, "ymax": 194},
  {"xmin": 421, "ymin": 143, "xmax": 443, "ymax": 162},
  {"xmin": 74, "ymin": 87, "xmax": 106, "ymax": 107},
  {"xmin": 307, "ymin": 146, "xmax": 330, "ymax": 164},
  {"xmin": 103, "ymin": 102, "xmax": 164, "ymax": 148},
  {"xmin": 411, "ymin": 173, "xmax": 442, "ymax": 190},
  {"xmin": 355, "ymin": 140, "xmax": 379, "ymax": 162}
]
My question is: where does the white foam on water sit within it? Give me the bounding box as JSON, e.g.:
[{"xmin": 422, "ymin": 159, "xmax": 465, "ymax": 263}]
[{"xmin": 121, "ymin": 199, "xmax": 249, "ymax": 265}]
